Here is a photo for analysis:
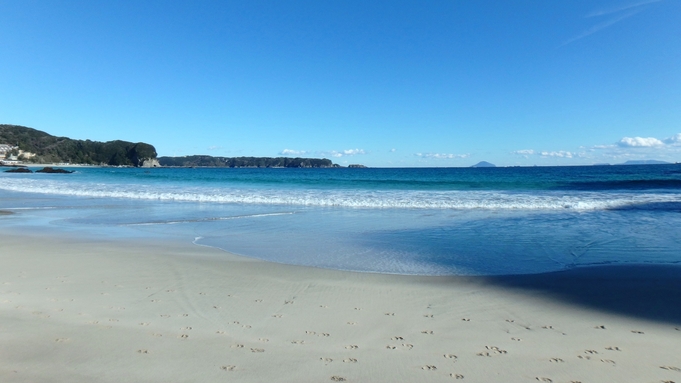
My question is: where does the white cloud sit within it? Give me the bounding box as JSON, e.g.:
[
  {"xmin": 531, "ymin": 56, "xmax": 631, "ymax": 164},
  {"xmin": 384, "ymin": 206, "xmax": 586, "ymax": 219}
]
[
  {"xmin": 390, "ymin": 148, "xmax": 397, "ymax": 152},
  {"xmin": 414, "ymin": 153, "xmax": 470, "ymax": 159},
  {"xmin": 207, "ymin": 145, "xmax": 222, "ymax": 151},
  {"xmin": 280, "ymin": 149, "xmax": 308, "ymax": 156},
  {"xmin": 586, "ymin": 0, "xmax": 662, "ymax": 17},
  {"xmin": 319, "ymin": 149, "xmax": 367, "ymax": 158},
  {"xmin": 540, "ymin": 151, "xmax": 577, "ymax": 158},
  {"xmin": 512, "ymin": 149, "xmax": 535, "ymax": 155},
  {"xmin": 663, "ymin": 133, "xmax": 681, "ymax": 146},
  {"xmin": 617, "ymin": 136, "xmax": 664, "ymax": 147}
]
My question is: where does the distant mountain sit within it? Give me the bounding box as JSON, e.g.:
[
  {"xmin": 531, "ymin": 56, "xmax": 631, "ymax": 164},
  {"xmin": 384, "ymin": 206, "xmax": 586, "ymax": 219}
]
[
  {"xmin": 158, "ymin": 155, "xmax": 339, "ymax": 168},
  {"xmin": 619, "ymin": 160, "xmax": 670, "ymax": 165},
  {"xmin": 471, "ymin": 161, "xmax": 496, "ymax": 168},
  {"xmin": 0, "ymin": 124, "xmax": 157, "ymax": 167}
]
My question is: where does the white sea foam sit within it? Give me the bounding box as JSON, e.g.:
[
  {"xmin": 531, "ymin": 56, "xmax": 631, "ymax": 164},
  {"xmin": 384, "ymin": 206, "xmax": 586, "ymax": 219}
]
[{"xmin": 0, "ymin": 178, "xmax": 677, "ymax": 211}]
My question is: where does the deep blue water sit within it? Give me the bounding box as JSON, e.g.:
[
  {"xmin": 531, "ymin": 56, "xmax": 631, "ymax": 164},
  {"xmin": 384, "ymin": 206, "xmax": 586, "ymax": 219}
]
[{"xmin": 1, "ymin": 165, "xmax": 680, "ymax": 275}]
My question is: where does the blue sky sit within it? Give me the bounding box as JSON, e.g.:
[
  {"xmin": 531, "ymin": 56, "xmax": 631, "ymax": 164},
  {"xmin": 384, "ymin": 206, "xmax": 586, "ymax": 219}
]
[{"xmin": 1, "ymin": 0, "xmax": 679, "ymax": 166}]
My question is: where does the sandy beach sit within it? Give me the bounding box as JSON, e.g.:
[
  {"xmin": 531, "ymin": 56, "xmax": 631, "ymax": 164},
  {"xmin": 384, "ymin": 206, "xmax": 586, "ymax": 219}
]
[{"xmin": 1, "ymin": 231, "xmax": 680, "ymax": 383}]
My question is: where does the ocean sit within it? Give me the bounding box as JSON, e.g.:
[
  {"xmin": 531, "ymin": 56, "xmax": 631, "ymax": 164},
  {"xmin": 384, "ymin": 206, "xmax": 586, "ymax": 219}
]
[{"xmin": 1, "ymin": 165, "xmax": 680, "ymax": 275}]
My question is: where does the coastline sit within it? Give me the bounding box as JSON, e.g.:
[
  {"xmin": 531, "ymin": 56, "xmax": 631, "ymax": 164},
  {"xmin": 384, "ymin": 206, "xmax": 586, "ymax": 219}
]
[{"xmin": 1, "ymin": 230, "xmax": 680, "ymax": 382}]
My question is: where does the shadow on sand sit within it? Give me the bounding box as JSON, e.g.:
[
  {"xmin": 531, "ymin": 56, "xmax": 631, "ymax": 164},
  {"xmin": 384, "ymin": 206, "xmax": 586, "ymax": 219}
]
[{"xmin": 478, "ymin": 264, "xmax": 681, "ymax": 325}]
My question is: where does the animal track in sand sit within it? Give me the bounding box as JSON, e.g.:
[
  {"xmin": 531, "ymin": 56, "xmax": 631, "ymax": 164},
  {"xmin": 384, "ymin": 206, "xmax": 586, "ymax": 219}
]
[
  {"xmin": 354, "ymin": 307, "xmax": 362, "ymax": 310},
  {"xmin": 423, "ymin": 314, "xmax": 434, "ymax": 318},
  {"xmin": 384, "ymin": 312, "xmax": 395, "ymax": 316},
  {"xmin": 320, "ymin": 357, "xmax": 333, "ymax": 364},
  {"xmin": 345, "ymin": 345, "xmax": 359, "ymax": 349},
  {"xmin": 660, "ymin": 366, "xmax": 681, "ymax": 372},
  {"xmin": 213, "ymin": 305, "xmax": 220, "ymax": 309},
  {"xmin": 631, "ymin": 330, "xmax": 644, "ymax": 334},
  {"xmin": 391, "ymin": 336, "xmax": 404, "ymax": 340},
  {"xmin": 231, "ymin": 344, "xmax": 244, "ymax": 349},
  {"xmin": 386, "ymin": 345, "xmax": 396, "ymax": 350},
  {"xmin": 535, "ymin": 378, "xmax": 552, "ymax": 382},
  {"xmin": 54, "ymin": 338, "xmax": 69, "ymax": 342},
  {"xmin": 320, "ymin": 305, "xmax": 328, "ymax": 308},
  {"xmin": 137, "ymin": 349, "xmax": 149, "ymax": 354},
  {"xmin": 511, "ymin": 337, "xmax": 522, "ymax": 341},
  {"xmin": 421, "ymin": 365, "xmax": 437, "ymax": 371},
  {"xmin": 160, "ymin": 314, "xmax": 170, "ymax": 318},
  {"xmin": 600, "ymin": 359, "xmax": 616, "ymax": 365},
  {"xmin": 594, "ymin": 325, "xmax": 606, "ymax": 329},
  {"xmin": 108, "ymin": 319, "xmax": 119, "ymax": 322},
  {"xmin": 258, "ymin": 338, "xmax": 269, "ymax": 342},
  {"xmin": 549, "ymin": 358, "xmax": 564, "ymax": 363},
  {"xmin": 330, "ymin": 376, "xmax": 346, "ymax": 381},
  {"xmin": 291, "ymin": 340, "xmax": 305, "ymax": 345},
  {"xmin": 477, "ymin": 346, "xmax": 507, "ymax": 357},
  {"xmin": 461, "ymin": 318, "xmax": 470, "ymax": 322},
  {"xmin": 181, "ymin": 326, "xmax": 192, "ymax": 330},
  {"xmin": 178, "ymin": 334, "xmax": 189, "ymax": 339},
  {"xmin": 541, "ymin": 325, "xmax": 554, "ymax": 329},
  {"xmin": 250, "ymin": 348, "xmax": 265, "ymax": 353},
  {"xmin": 220, "ymin": 365, "xmax": 236, "ymax": 371},
  {"xmin": 605, "ymin": 346, "xmax": 621, "ymax": 351},
  {"xmin": 347, "ymin": 322, "xmax": 357, "ymax": 325},
  {"xmin": 216, "ymin": 331, "xmax": 226, "ymax": 334},
  {"xmin": 181, "ymin": 314, "xmax": 189, "ymax": 317},
  {"xmin": 284, "ymin": 300, "xmax": 294, "ymax": 305},
  {"xmin": 421, "ymin": 330, "xmax": 434, "ymax": 335},
  {"xmin": 577, "ymin": 355, "xmax": 591, "ymax": 360},
  {"xmin": 151, "ymin": 333, "xmax": 162, "ymax": 337},
  {"xmin": 506, "ymin": 319, "xmax": 515, "ymax": 323},
  {"xmin": 451, "ymin": 373, "xmax": 464, "ymax": 379},
  {"xmin": 402, "ymin": 343, "xmax": 413, "ymax": 350},
  {"xmin": 343, "ymin": 358, "xmax": 357, "ymax": 363},
  {"xmin": 272, "ymin": 314, "xmax": 283, "ymax": 318},
  {"xmin": 139, "ymin": 322, "xmax": 150, "ymax": 326},
  {"xmin": 584, "ymin": 350, "xmax": 599, "ymax": 355},
  {"xmin": 254, "ymin": 299, "xmax": 262, "ymax": 302},
  {"xmin": 443, "ymin": 354, "xmax": 457, "ymax": 360}
]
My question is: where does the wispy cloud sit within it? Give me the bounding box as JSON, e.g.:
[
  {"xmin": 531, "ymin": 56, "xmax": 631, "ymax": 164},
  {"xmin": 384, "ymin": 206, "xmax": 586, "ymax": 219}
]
[
  {"xmin": 586, "ymin": 0, "xmax": 662, "ymax": 17},
  {"xmin": 512, "ymin": 149, "xmax": 582, "ymax": 159},
  {"xmin": 319, "ymin": 149, "xmax": 367, "ymax": 158},
  {"xmin": 207, "ymin": 145, "xmax": 222, "ymax": 151},
  {"xmin": 414, "ymin": 152, "xmax": 470, "ymax": 159},
  {"xmin": 280, "ymin": 149, "xmax": 308, "ymax": 156},
  {"xmin": 561, "ymin": 0, "xmax": 661, "ymax": 46}
]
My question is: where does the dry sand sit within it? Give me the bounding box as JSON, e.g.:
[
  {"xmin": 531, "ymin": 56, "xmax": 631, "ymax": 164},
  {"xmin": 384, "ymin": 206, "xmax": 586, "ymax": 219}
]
[{"xmin": 1, "ymin": 232, "xmax": 680, "ymax": 383}]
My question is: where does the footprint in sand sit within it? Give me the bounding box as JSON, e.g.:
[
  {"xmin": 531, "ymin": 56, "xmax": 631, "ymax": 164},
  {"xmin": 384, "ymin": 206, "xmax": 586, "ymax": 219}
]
[
  {"xmin": 254, "ymin": 299, "xmax": 262, "ymax": 302},
  {"xmin": 421, "ymin": 330, "xmax": 434, "ymax": 335},
  {"xmin": 231, "ymin": 344, "xmax": 244, "ymax": 349},
  {"xmin": 181, "ymin": 326, "xmax": 192, "ymax": 330},
  {"xmin": 461, "ymin": 318, "xmax": 470, "ymax": 322},
  {"xmin": 306, "ymin": 331, "xmax": 316, "ymax": 335},
  {"xmin": 330, "ymin": 376, "xmax": 346, "ymax": 382},
  {"xmin": 291, "ymin": 340, "xmax": 305, "ymax": 345},
  {"xmin": 421, "ymin": 365, "xmax": 437, "ymax": 371},
  {"xmin": 600, "ymin": 359, "xmax": 616, "ymax": 365},
  {"xmin": 631, "ymin": 330, "xmax": 644, "ymax": 334},
  {"xmin": 477, "ymin": 346, "xmax": 507, "ymax": 357},
  {"xmin": 54, "ymin": 338, "xmax": 69, "ymax": 342},
  {"xmin": 542, "ymin": 325, "xmax": 554, "ymax": 329},
  {"xmin": 250, "ymin": 348, "xmax": 265, "ymax": 353},
  {"xmin": 549, "ymin": 358, "xmax": 564, "ymax": 363},
  {"xmin": 178, "ymin": 334, "xmax": 189, "ymax": 339},
  {"xmin": 320, "ymin": 357, "xmax": 333, "ymax": 364},
  {"xmin": 384, "ymin": 312, "xmax": 395, "ymax": 316},
  {"xmin": 391, "ymin": 336, "xmax": 404, "ymax": 341},
  {"xmin": 258, "ymin": 338, "xmax": 269, "ymax": 342},
  {"xmin": 345, "ymin": 345, "xmax": 359, "ymax": 349},
  {"xmin": 594, "ymin": 325, "xmax": 606, "ymax": 329},
  {"xmin": 347, "ymin": 322, "xmax": 357, "ymax": 325},
  {"xmin": 577, "ymin": 355, "xmax": 591, "ymax": 360},
  {"xmin": 535, "ymin": 378, "xmax": 552, "ymax": 382},
  {"xmin": 660, "ymin": 366, "xmax": 681, "ymax": 372},
  {"xmin": 506, "ymin": 319, "xmax": 515, "ymax": 323},
  {"xmin": 386, "ymin": 345, "xmax": 396, "ymax": 350},
  {"xmin": 423, "ymin": 314, "xmax": 434, "ymax": 318},
  {"xmin": 605, "ymin": 346, "xmax": 621, "ymax": 351},
  {"xmin": 444, "ymin": 354, "xmax": 457, "ymax": 360},
  {"xmin": 354, "ymin": 307, "xmax": 362, "ymax": 310},
  {"xmin": 181, "ymin": 314, "xmax": 189, "ymax": 317},
  {"xmin": 139, "ymin": 322, "xmax": 150, "ymax": 326},
  {"xmin": 213, "ymin": 305, "xmax": 220, "ymax": 309},
  {"xmin": 284, "ymin": 300, "xmax": 294, "ymax": 305},
  {"xmin": 402, "ymin": 344, "xmax": 413, "ymax": 350},
  {"xmin": 220, "ymin": 365, "xmax": 236, "ymax": 371},
  {"xmin": 151, "ymin": 333, "xmax": 162, "ymax": 337},
  {"xmin": 584, "ymin": 350, "xmax": 599, "ymax": 355},
  {"xmin": 511, "ymin": 337, "xmax": 522, "ymax": 341},
  {"xmin": 216, "ymin": 331, "xmax": 226, "ymax": 335},
  {"xmin": 451, "ymin": 373, "xmax": 464, "ymax": 379},
  {"xmin": 343, "ymin": 358, "xmax": 357, "ymax": 363},
  {"xmin": 137, "ymin": 349, "xmax": 149, "ymax": 354},
  {"xmin": 272, "ymin": 314, "xmax": 283, "ymax": 318}
]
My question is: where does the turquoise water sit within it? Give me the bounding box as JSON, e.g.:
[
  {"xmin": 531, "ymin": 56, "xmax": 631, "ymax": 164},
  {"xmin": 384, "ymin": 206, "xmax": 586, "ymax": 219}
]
[{"xmin": 1, "ymin": 165, "xmax": 680, "ymax": 275}]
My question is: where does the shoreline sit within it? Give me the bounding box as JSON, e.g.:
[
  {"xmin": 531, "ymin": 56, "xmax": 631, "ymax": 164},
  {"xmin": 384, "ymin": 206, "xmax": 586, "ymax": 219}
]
[{"xmin": 1, "ymin": 230, "xmax": 680, "ymax": 382}]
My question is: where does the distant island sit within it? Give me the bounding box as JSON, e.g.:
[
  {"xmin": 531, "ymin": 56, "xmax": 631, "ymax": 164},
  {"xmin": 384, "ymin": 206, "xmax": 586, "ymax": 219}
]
[
  {"xmin": 158, "ymin": 155, "xmax": 340, "ymax": 168},
  {"xmin": 471, "ymin": 161, "xmax": 496, "ymax": 168},
  {"xmin": 0, "ymin": 124, "xmax": 158, "ymax": 167},
  {"xmin": 619, "ymin": 160, "xmax": 670, "ymax": 165}
]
